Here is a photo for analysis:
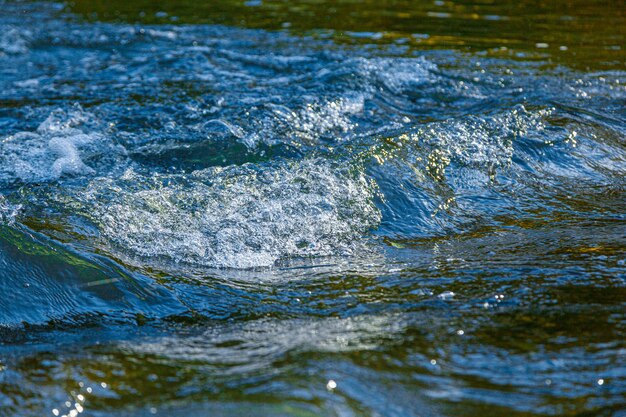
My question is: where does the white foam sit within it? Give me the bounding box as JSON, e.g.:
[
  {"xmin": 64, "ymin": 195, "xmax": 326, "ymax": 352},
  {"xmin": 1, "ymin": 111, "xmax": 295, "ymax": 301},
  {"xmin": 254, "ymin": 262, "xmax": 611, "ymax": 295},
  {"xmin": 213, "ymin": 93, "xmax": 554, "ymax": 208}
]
[
  {"xmin": 397, "ymin": 105, "xmax": 552, "ymax": 171},
  {"xmin": 356, "ymin": 57, "xmax": 439, "ymax": 94},
  {"xmin": 77, "ymin": 159, "xmax": 380, "ymax": 269},
  {"xmin": 0, "ymin": 27, "xmax": 30, "ymax": 55},
  {"xmin": 0, "ymin": 195, "xmax": 21, "ymax": 225},
  {"xmin": 220, "ymin": 50, "xmax": 316, "ymax": 71},
  {"xmin": 429, "ymin": 106, "xmax": 550, "ymax": 167},
  {"xmin": 0, "ymin": 108, "xmax": 120, "ymax": 182},
  {"xmin": 255, "ymin": 94, "xmax": 365, "ymax": 146},
  {"xmin": 278, "ymin": 94, "xmax": 365, "ymax": 142}
]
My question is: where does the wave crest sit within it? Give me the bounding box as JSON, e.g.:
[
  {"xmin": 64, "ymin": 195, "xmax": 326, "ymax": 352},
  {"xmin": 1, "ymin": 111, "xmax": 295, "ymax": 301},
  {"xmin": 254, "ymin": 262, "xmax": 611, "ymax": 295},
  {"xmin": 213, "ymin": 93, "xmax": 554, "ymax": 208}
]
[{"xmin": 77, "ymin": 159, "xmax": 380, "ymax": 268}]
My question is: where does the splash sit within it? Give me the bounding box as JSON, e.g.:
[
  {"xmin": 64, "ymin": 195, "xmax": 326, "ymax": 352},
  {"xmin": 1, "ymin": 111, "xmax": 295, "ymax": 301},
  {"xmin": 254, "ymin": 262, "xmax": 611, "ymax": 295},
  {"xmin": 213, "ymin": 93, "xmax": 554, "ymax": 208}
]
[
  {"xmin": 0, "ymin": 107, "xmax": 124, "ymax": 183},
  {"xmin": 416, "ymin": 105, "xmax": 552, "ymax": 169},
  {"xmin": 0, "ymin": 195, "xmax": 21, "ymax": 225},
  {"xmin": 259, "ymin": 94, "xmax": 366, "ymax": 145},
  {"xmin": 75, "ymin": 159, "xmax": 380, "ymax": 268}
]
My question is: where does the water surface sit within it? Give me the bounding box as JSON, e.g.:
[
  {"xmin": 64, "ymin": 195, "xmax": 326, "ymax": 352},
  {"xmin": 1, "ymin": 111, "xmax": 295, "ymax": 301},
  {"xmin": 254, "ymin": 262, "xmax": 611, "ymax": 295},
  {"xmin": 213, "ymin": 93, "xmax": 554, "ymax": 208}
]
[{"xmin": 0, "ymin": 1, "xmax": 625, "ymax": 416}]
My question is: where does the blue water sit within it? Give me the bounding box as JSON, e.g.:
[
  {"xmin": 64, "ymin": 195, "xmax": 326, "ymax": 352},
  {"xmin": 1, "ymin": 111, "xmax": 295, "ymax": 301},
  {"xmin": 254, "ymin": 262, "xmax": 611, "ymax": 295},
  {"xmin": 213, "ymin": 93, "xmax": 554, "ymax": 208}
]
[{"xmin": 0, "ymin": 1, "xmax": 625, "ymax": 416}]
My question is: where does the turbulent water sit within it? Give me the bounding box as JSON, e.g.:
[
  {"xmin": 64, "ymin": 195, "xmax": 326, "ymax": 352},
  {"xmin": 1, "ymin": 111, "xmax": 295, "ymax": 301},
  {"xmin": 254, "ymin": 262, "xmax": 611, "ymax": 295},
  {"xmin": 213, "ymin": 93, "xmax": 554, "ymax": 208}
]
[{"xmin": 1, "ymin": 1, "xmax": 625, "ymax": 416}]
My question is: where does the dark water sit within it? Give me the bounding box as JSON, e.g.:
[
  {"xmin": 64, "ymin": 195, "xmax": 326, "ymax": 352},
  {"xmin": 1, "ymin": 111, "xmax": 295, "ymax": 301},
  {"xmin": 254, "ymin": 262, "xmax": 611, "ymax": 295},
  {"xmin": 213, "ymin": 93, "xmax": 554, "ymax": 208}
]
[{"xmin": 1, "ymin": 1, "xmax": 625, "ymax": 416}]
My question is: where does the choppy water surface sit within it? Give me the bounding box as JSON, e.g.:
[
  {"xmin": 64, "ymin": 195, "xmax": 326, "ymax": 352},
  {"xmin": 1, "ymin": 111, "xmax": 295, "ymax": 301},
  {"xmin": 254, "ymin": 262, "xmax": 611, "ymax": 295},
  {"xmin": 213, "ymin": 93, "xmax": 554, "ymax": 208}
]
[{"xmin": 1, "ymin": 1, "xmax": 625, "ymax": 416}]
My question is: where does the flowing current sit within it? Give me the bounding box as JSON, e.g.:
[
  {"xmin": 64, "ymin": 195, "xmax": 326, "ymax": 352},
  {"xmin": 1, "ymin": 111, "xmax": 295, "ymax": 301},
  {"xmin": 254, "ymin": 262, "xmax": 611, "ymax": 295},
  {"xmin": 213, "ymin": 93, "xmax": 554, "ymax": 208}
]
[{"xmin": 0, "ymin": 1, "xmax": 625, "ymax": 416}]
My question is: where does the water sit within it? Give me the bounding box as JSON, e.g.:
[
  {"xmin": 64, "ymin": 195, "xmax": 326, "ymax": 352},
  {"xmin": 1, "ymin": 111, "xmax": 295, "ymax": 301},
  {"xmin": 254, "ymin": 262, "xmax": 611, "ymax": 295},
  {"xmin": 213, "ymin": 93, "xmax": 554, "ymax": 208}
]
[{"xmin": 0, "ymin": 1, "xmax": 625, "ymax": 416}]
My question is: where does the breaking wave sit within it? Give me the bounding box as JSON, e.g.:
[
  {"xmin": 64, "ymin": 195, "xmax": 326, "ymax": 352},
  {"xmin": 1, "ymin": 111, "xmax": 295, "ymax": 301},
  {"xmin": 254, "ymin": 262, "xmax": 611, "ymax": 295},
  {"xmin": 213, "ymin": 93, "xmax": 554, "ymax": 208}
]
[{"xmin": 76, "ymin": 159, "xmax": 380, "ymax": 268}]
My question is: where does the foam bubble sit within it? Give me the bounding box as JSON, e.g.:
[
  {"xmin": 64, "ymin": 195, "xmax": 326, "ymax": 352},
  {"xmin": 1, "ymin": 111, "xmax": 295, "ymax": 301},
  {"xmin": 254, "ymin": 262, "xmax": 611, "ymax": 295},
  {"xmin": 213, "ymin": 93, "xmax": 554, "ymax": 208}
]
[
  {"xmin": 76, "ymin": 158, "xmax": 380, "ymax": 268},
  {"xmin": 0, "ymin": 196, "xmax": 21, "ymax": 225},
  {"xmin": 374, "ymin": 105, "xmax": 551, "ymax": 174},
  {"xmin": 264, "ymin": 94, "xmax": 365, "ymax": 144},
  {"xmin": 417, "ymin": 105, "xmax": 551, "ymax": 169},
  {"xmin": 0, "ymin": 108, "xmax": 123, "ymax": 183},
  {"xmin": 356, "ymin": 57, "xmax": 439, "ymax": 94}
]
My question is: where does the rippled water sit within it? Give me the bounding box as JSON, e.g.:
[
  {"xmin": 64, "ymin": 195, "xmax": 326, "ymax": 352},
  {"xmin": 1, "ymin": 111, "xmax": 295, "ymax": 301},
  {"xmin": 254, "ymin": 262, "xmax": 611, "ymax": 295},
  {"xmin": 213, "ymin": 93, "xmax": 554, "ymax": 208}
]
[{"xmin": 1, "ymin": 1, "xmax": 625, "ymax": 416}]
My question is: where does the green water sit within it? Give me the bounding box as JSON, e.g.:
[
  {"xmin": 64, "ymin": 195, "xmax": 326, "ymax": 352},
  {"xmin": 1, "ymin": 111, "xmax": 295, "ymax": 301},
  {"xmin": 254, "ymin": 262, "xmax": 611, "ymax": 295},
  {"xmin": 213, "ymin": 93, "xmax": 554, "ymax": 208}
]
[{"xmin": 70, "ymin": 0, "xmax": 625, "ymax": 70}]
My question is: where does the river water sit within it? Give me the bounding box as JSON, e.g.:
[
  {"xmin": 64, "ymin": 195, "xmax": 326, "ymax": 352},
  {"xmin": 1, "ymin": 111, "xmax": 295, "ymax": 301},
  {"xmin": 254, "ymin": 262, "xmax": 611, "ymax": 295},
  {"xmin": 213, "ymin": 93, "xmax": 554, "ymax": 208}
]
[{"xmin": 0, "ymin": 1, "xmax": 625, "ymax": 416}]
